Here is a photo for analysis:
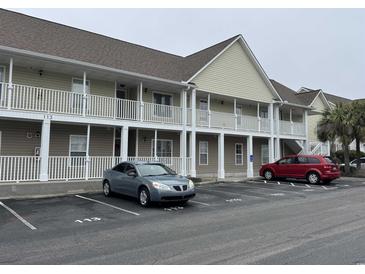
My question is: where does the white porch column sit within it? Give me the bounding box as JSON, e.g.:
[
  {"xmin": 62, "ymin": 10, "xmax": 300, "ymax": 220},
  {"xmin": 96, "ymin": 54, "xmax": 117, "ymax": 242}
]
[
  {"xmin": 257, "ymin": 102, "xmax": 261, "ymax": 132},
  {"xmin": 190, "ymin": 88, "xmax": 197, "ymax": 177},
  {"xmin": 121, "ymin": 126, "xmax": 129, "ymax": 161},
  {"xmin": 274, "ymin": 104, "xmax": 280, "ymax": 136},
  {"xmin": 39, "ymin": 118, "xmax": 51, "ymax": 182},
  {"xmin": 303, "ymin": 109, "xmax": 309, "ymax": 153},
  {"xmin": 234, "ymin": 99, "xmax": 238, "ymax": 130},
  {"xmin": 154, "ymin": 130, "xmax": 158, "ymax": 160},
  {"xmin": 85, "ymin": 124, "xmax": 91, "ymax": 180},
  {"xmin": 207, "ymin": 93, "xmax": 211, "ymax": 128},
  {"xmin": 275, "ymin": 137, "xmax": 281, "ymax": 159},
  {"xmin": 218, "ymin": 133, "xmax": 225, "ymax": 179},
  {"xmin": 269, "ymin": 103, "xmax": 275, "ymax": 162},
  {"xmin": 82, "ymin": 72, "xmax": 87, "ymax": 117},
  {"xmin": 138, "ymin": 82, "xmax": 144, "ymax": 122},
  {"xmin": 289, "ymin": 108, "xmax": 293, "ymax": 135},
  {"xmin": 246, "ymin": 135, "xmax": 254, "ymax": 178},
  {"xmin": 180, "ymin": 130, "xmax": 187, "ymax": 176},
  {"xmin": 180, "ymin": 89, "xmax": 187, "ymax": 176},
  {"xmin": 269, "ymin": 137, "xmax": 274, "ymax": 163},
  {"xmin": 135, "ymin": 129, "xmax": 139, "ymax": 157},
  {"xmin": 7, "ymin": 57, "xmax": 13, "ymax": 110}
]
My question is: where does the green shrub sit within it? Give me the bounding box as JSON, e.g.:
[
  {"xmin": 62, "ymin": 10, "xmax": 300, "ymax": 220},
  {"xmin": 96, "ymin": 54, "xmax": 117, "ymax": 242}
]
[{"xmin": 334, "ymin": 150, "xmax": 365, "ymax": 163}]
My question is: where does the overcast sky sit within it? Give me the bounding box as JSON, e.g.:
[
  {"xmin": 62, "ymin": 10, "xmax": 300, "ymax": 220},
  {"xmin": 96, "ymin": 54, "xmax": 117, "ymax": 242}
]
[{"xmin": 12, "ymin": 8, "xmax": 365, "ymax": 99}]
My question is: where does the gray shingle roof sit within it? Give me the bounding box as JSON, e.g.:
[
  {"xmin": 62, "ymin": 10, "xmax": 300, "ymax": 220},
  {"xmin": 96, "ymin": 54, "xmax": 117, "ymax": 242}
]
[
  {"xmin": 295, "ymin": 90, "xmax": 321, "ymax": 105},
  {"xmin": 323, "ymin": 92, "xmax": 352, "ymax": 105},
  {"xmin": 0, "ymin": 9, "xmax": 237, "ymax": 82},
  {"xmin": 269, "ymin": 79, "xmax": 307, "ymax": 106}
]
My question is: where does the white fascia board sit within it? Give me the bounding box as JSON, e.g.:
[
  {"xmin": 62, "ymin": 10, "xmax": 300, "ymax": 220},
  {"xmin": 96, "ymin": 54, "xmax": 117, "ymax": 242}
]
[
  {"xmin": 309, "ymin": 90, "xmax": 331, "ymax": 109},
  {"xmin": 0, "ymin": 45, "xmax": 190, "ymax": 88},
  {"xmin": 273, "ymin": 101, "xmax": 313, "ymax": 110}
]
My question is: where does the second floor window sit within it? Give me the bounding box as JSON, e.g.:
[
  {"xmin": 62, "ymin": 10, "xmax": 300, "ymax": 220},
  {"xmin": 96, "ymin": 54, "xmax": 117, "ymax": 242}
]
[
  {"xmin": 153, "ymin": 93, "xmax": 172, "ymax": 117},
  {"xmin": 72, "ymin": 78, "xmax": 90, "ymax": 110}
]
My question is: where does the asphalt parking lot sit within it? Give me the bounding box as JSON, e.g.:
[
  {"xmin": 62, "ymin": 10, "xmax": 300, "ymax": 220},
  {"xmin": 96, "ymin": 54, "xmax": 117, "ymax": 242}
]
[{"xmin": 1, "ymin": 177, "xmax": 365, "ymax": 264}]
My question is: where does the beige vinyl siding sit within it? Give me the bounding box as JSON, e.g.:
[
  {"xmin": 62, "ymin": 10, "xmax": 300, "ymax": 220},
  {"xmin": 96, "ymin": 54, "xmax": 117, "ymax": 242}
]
[
  {"xmin": 0, "ymin": 120, "xmax": 113, "ymax": 156},
  {"xmin": 192, "ymin": 41, "xmax": 275, "ymax": 103},
  {"xmin": 308, "ymin": 114, "xmax": 322, "ymax": 142},
  {"xmin": 253, "ymin": 138, "xmax": 268, "ymax": 175},
  {"xmin": 12, "ymin": 65, "xmax": 115, "ymax": 97},
  {"xmin": 50, "ymin": 124, "xmax": 114, "ymax": 156},
  {"xmin": 136, "ymin": 130, "xmax": 180, "ymax": 157},
  {"xmin": 311, "ymin": 95, "xmax": 328, "ymax": 112},
  {"xmin": 224, "ymin": 136, "xmax": 247, "ymax": 176},
  {"xmin": 0, "ymin": 120, "xmax": 42, "ymax": 156},
  {"xmin": 196, "ymin": 134, "xmax": 218, "ymax": 177}
]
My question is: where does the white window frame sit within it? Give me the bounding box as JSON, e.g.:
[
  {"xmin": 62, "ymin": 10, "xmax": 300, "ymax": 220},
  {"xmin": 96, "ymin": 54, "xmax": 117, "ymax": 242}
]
[
  {"xmin": 199, "ymin": 141, "xmax": 209, "ymax": 165},
  {"xmin": 261, "ymin": 144, "xmax": 269, "ymax": 164},
  {"xmin": 151, "ymin": 139, "xmax": 173, "ymax": 158},
  {"xmin": 69, "ymin": 135, "xmax": 87, "ymax": 157},
  {"xmin": 71, "ymin": 78, "xmax": 90, "ymax": 94},
  {"xmin": 152, "ymin": 91, "xmax": 174, "ymax": 118},
  {"xmin": 152, "ymin": 91, "xmax": 173, "ymax": 106},
  {"xmin": 235, "ymin": 143, "xmax": 244, "ymax": 165},
  {"xmin": 0, "ymin": 131, "xmax": 2, "ymax": 155}
]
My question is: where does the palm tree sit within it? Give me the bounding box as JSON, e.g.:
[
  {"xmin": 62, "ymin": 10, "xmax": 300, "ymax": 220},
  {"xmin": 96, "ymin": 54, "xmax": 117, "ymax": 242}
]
[
  {"xmin": 317, "ymin": 103, "xmax": 354, "ymax": 175},
  {"xmin": 351, "ymin": 101, "xmax": 365, "ymax": 169}
]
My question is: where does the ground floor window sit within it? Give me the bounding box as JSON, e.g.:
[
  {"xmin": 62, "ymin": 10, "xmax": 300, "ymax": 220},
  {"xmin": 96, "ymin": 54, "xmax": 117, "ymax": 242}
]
[
  {"xmin": 199, "ymin": 141, "xmax": 208, "ymax": 165},
  {"xmin": 261, "ymin": 144, "xmax": 269, "ymax": 164},
  {"xmin": 69, "ymin": 135, "xmax": 87, "ymax": 157},
  {"xmin": 235, "ymin": 143, "xmax": 243, "ymax": 165},
  {"xmin": 151, "ymin": 139, "xmax": 173, "ymax": 157}
]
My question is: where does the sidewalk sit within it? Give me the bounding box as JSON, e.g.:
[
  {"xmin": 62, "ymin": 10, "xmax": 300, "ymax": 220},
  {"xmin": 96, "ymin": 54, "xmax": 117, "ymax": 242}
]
[{"xmin": 0, "ymin": 180, "xmax": 102, "ymax": 200}]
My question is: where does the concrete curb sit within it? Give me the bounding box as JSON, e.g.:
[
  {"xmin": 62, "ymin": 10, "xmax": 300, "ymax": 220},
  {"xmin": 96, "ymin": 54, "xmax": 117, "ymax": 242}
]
[{"xmin": 0, "ymin": 180, "xmax": 102, "ymax": 200}]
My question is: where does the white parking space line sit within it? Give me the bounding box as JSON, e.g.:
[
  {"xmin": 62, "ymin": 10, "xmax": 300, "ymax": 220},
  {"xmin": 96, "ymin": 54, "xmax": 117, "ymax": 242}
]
[
  {"xmin": 322, "ymin": 186, "xmax": 328, "ymax": 190},
  {"xmin": 215, "ymin": 183, "xmax": 305, "ymax": 196},
  {"xmin": 277, "ymin": 181, "xmax": 281, "ymax": 185},
  {"xmin": 264, "ymin": 180, "xmax": 267, "ymax": 184},
  {"xmin": 290, "ymin": 183, "xmax": 295, "ymax": 187},
  {"xmin": 75, "ymin": 195, "xmax": 140, "ymax": 216},
  {"xmin": 305, "ymin": 184, "xmax": 311, "ymax": 188},
  {"xmin": 270, "ymin": 193, "xmax": 285, "ymax": 196},
  {"xmin": 0, "ymin": 201, "xmax": 37, "ymax": 230},
  {"xmin": 190, "ymin": 200, "xmax": 210, "ymax": 206}
]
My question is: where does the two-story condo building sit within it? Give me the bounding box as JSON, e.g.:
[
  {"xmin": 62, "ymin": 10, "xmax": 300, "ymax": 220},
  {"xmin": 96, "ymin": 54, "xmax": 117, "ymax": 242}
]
[{"xmin": 0, "ymin": 10, "xmax": 320, "ymax": 183}]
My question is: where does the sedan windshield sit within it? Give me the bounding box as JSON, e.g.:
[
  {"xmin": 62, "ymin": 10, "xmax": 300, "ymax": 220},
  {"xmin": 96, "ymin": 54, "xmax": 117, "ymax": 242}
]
[{"xmin": 137, "ymin": 164, "xmax": 175, "ymax": 177}]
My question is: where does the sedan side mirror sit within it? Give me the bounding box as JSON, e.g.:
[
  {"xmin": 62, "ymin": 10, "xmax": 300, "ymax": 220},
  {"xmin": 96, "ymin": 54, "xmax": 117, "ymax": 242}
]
[{"xmin": 127, "ymin": 170, "xmax": 137, "ymax": 177}]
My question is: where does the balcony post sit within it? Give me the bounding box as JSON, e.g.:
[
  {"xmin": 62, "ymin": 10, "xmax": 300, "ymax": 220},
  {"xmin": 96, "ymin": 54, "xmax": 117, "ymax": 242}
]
[
  {"xmin": 39, "ymin": 116, "xmax": 51, "ymax": 182},
  {"xmin": 234, "ymin": 99, "xmax": 238, "ymax": 130},
  {"xmin": 218, "ymin": 133, "xmax": 225, "ymax": 179},
  {"xmin": 290, "ymin": 108, "xmax": 293, "ymax": 135},
  {"xmin": 180, "ymin": 88, "xmax": 187, "ymax": 175},
  {"xmin": 139, "ymin": 82, "xmax": 144, "ymax": 122},
  {"xmin": 303, "ymin": 109, "xmax": 309, "ymax": 153},
  {"xmin": 207, "ymin": 93, "xmax": 211, "ymax": 128},
  {"xmin": 257, "ymin": 102, "xmax": 261, "ymax": 132},
  {"xmin": 190, "ymin": 88, "xmax": 197, "ymax": 177},
  {"xmin": 275, "ymin": 104, "xmax": 280, "ymax": 136},
  {"xmin": 82, "ymin": 72, "xmax": 87, "ymax": 117},
  {"xmin": 269, "ymin": 103, "xmax": 275, "ymax": 162},
  {"xmin": 246, "ymin": 135, "xmax": 254, "ymax": 178},
  {"xmin": 121, "ymin": 126, "xmax": 129, "ymax": 161},
  {"xmin": 85, "ymin": 124, "xmax": 91, "ymax": 180},
  {"xmin": 7, "ymin": 57, "xmax": 13, "ymax": 110},
  {"xmin": 154, "ymin": 130, "xmax": 158, "ymax": 161}
]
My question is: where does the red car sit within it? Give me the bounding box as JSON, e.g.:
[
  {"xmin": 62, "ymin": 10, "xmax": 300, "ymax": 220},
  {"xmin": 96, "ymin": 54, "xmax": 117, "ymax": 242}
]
[{"xmin": 259, "ymin": 155, "xmax": 340, "ymax": 184}]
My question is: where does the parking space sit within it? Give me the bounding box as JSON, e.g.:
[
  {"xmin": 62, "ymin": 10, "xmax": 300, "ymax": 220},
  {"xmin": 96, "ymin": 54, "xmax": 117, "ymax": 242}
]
[{"xmin": 0, "ymin": 177, "xmax": 363, "ymax": 236}]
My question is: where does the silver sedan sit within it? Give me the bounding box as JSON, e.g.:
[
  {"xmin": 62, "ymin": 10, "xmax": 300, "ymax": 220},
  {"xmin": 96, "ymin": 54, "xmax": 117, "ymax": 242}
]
[{"xmin": 102, "ymin": 161, "xmax": 195, "ymax": 207}]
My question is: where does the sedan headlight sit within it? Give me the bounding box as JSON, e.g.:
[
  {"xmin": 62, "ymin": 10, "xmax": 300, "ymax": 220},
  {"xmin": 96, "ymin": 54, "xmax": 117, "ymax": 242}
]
[
  {"xmin": 188, "ymin": 180, "xmax": 195, "ymax": 190},
  {"xmin": 152, "ymin": 181, "xmax": 171, "ymax": 191}
]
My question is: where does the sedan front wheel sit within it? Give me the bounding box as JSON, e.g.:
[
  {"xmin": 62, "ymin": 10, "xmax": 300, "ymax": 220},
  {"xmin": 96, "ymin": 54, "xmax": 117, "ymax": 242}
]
[
  {"xmin": 264, "ymin": 170, "xmax": 274, "ymax": 181},
  {"xmin": 138, "ymin": 187, "xmax": 151, "ymax": 207}
]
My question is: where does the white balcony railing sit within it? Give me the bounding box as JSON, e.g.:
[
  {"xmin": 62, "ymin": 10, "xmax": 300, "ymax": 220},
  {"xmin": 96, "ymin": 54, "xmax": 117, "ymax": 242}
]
[
  {"xmin": 279, "ymin": 120, "xmax": 305, "ymax": 136},
  {"xmin": 0, "ymin": 83, "xmax": 186, "ymax": 125},
  {"xmin": 0, "ymin": 156, "xmax": 40, "ymax": 182},
  {"xmin": 0, "ymin": 156, "xmax": 191, "ymax": 183}
]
